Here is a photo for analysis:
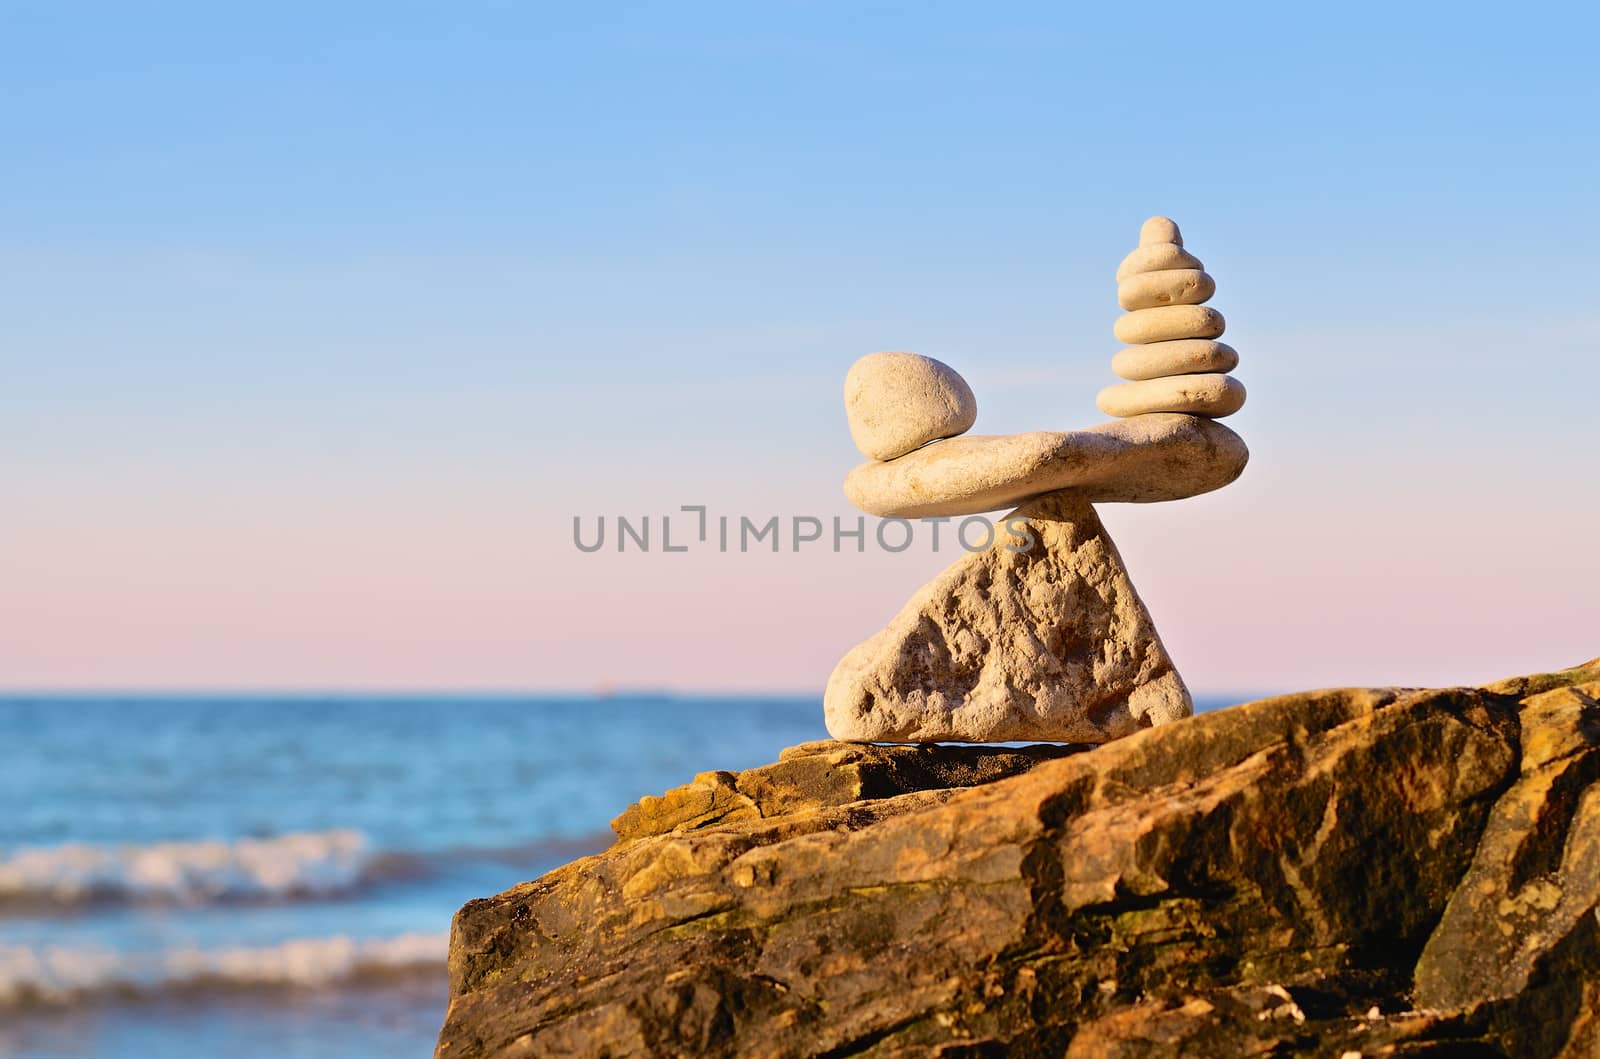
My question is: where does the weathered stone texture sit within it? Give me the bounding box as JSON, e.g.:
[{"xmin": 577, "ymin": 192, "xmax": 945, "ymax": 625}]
[
  {"xmin": 824, "ymin": 490, "xmax": 1189, "ymax": 743},
  {"xmin": 436, "ymin": 658, "xmax": 1600, "ymax": 1059}
]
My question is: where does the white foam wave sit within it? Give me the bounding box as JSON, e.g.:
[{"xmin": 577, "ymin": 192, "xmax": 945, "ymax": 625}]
[
  {"xmin": 0, "ymin": 831, "xmax": 374, "ymax": 906},
  {"xmin": 0, "ymin": 932, "xmax": 447, "ymax": 1008}
]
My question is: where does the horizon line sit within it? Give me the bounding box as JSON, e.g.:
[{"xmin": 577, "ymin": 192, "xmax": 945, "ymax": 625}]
[{"xmin": 0, "ymin": 686, "xmax": 1274, "ymax": 701}]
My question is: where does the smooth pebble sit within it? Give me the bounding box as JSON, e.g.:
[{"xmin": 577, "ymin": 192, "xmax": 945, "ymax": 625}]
[
  {"xmin": 843, "ymin": 351, "xmax": 978, "ymax": 461},
  {"xmin": 1117, "ymin": 269, "xmax": 1215, "ymax": 311},
  {"xmin": 1113, "ymin": 305, "xmax": 1226, "ymax": 345},
  {"xmin": 1095, "ymin": 374, "xmax": 1246, "ymax": 418},
  {"xmin": 1116, "ymin": 242, "xmax": 1203, "ymax": 282},
  {"xmin": 1112, "ymin": 339, "xmax": 1238, "ymax": 381},
  {"xmin": 1139, "ymin": 216, "xmax": 1182, "ymax": 247}
]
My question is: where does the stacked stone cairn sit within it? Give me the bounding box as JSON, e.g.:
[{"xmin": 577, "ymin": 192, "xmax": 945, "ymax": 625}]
[
  {"xmin": 1097, "ymin": 216, "xmax": 1246, "ymax": 420},
  {"xmin": 823, "ymin": 217, "xmax": 1249, "ymax": 745}
]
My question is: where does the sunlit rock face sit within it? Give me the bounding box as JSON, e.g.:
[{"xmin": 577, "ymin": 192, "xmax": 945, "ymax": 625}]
[{"xmin": 436, "ymin": 660, "xmax": 1600, "ymax": 1059}]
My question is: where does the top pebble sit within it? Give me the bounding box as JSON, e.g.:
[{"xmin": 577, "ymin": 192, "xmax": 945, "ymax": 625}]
[{"xmin": 1138, "ymin": 216, "xmax": 1182, "ymax": 247}]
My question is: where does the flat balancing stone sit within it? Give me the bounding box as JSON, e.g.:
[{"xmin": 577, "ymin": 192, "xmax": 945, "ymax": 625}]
[{"xmin": 842, "ymin": 412, "xmax": 1248, "ymax": 518}]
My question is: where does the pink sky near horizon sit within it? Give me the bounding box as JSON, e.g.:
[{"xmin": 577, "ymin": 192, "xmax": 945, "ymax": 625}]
[{"xmin": 4, "ymin": 434, "xmax": 1595, "ymax": 695}]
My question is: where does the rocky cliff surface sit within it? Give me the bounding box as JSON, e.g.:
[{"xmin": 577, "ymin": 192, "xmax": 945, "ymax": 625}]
[{"xmin": 435, "ymin": 660, "xmax": 1600, "ymax": 1058}]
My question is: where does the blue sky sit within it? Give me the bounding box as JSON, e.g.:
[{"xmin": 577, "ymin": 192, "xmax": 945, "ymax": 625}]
[{"xmin": 2, "ymin": 3, "xmax": 1597, "ymax": 692}]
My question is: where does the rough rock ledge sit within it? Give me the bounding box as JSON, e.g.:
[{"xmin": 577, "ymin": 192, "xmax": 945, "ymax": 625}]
[{"xmin": 436, "ymin": 658, "xmax": 1600, "ymax": 1058}]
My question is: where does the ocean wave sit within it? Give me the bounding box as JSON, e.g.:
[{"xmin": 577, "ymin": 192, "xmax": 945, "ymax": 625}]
[
  {"xmin": 0, "ymin": 830, "xmax": 611, "ymax": 913},
  {"xmin": 0, "ymin": 932, "xmax": 448, "ymax": 1009},
  {"xmin": 0, "ymin": 830, "xmax": 380, "ymax": 908}
]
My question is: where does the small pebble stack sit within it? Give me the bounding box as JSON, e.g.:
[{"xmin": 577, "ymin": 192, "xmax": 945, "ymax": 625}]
[{"xmin": 1096, "ymin": 217, "xmax": 1246, "ymax": 419}]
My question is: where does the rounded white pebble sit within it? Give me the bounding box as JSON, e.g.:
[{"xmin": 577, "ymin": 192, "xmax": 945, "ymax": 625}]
[
  {"xmin": 1116, "ymin": 243, "xmax": 1203, "ymax": 282},
  {"xmin": 1139, "ymin": 216, "xmax": 1182, "ymax": 247},
  {"xmin": 1096, "ymin": 374, "xmax": 1246, "ymax": 418},
  {"xmin": 1113, "ymin": 305, "xmax": 1226, "ymax": 345},
  {"xmin": 1117, "ymin": 269, "xmax": 1215, "ymax": 311},
  {"xmin": 844, "ymin": 351, "xmax": 978, "ymax": 461},
  {"xmin": 1112, "ymin": 340, "xmax": 1238, "ymax": 381}
]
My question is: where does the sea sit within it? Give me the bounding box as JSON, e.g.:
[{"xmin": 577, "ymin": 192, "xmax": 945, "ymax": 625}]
[
  {"xmin": 0, "ymin": 694, "xmax": 828, "ymax": 1058},
  {"xmin": 0, "ymin": 691, "xmax": 1243, "ymax": 1058}
]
